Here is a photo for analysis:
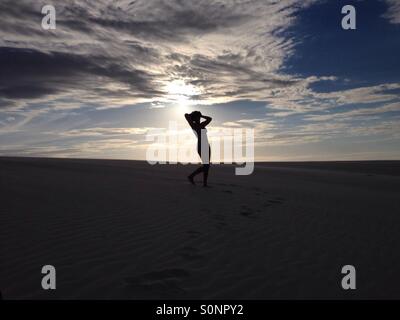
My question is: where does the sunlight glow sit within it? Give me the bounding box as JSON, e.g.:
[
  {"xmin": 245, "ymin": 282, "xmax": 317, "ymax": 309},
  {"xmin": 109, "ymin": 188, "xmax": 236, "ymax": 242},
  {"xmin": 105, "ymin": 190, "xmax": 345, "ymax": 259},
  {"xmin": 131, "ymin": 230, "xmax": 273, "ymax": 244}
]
[{"xmin": 165, "ymin": 80, "xmax": 200, "ymax": 112}]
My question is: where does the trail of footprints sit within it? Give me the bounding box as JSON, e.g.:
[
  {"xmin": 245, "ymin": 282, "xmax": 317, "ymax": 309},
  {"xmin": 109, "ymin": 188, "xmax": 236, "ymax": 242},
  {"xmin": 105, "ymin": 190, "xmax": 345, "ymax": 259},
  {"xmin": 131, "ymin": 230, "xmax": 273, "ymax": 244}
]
[
  {"xmin": 217, "ymin": 183, "xmax": 285, "ymax": 219},
  {"xmin": 125, "ymin": 183, "xmax": 285, "ymax": 296},
  {"xmin": 125, "ymin": 268, "xmax": 189, "ymax": 298}
]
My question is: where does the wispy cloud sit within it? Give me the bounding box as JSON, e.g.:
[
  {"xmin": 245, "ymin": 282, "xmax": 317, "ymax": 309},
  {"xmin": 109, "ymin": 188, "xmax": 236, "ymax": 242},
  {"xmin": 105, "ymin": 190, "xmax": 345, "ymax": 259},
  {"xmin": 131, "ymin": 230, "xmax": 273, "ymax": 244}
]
[
  {"xmin": 383, "ymin": 0, "xmax": 400, "ymax": 24},
  {"xmin": 0, "ymin": 0, "xmax": 322, "ymax": 111}
]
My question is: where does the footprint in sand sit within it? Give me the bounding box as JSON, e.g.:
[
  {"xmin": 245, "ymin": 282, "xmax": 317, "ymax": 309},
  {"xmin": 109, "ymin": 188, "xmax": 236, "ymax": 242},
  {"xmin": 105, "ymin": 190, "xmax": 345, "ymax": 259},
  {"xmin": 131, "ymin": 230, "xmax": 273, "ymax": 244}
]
[
  {"xmin": 177, "ymin": 246, "xmax": 204, "ymax": 261},
  {"xmin": 212, "ymin": 214, "xmax": 228, "ymax": 229},
  {"xmin": 200, "ymin": 209, "xmax": 228, "ymax": 229},
  {"xmin": 215, "ymin": 182, "xmax": 228, "ymax": 187},
  {"xmin": 222, "ymin": 190, "xmax": 233, "ymax": 194},
  {"xmin": 216, "ymin": 221, "xmax": 228, "ymax": 229},
  {"xmin": 271, "ymin": 197, "xmax": 284, "ymax": 203},
  {"xmin": 125, "ymin": 268, "xmax": 190, "ymax": 297},
  {"xmin": 201, "ymin": 208, "xmax": 211, "ymax": 213},
  {"xmin": 239, "ymin": 194, "xmax": 285, "ymax": 217},
  {"xmin": 186, "ymin": 230, "xmax": 202, "ymax": 238},
  {"xmin": 213, "ymin": 213, "xmax": 225, "ymax": 221},
  {"xmin": 216, "ymin": 183, "xmax": 239, "ymax": 188},
  {"xmin": 264, "ymin": 197, "xmax": 285, "ymax": 207},
  {"xmin": 240, "ymin": 205, "xmax": 257, "ymax": 218}
]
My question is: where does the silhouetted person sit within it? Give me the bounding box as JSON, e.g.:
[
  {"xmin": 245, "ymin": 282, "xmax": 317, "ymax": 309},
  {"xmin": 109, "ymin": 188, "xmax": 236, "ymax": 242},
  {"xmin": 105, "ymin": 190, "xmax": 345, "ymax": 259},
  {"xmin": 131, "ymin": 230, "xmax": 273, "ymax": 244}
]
[{"xmin": 185, "ymin": 111, "xmax": 212, "ymax": 187}]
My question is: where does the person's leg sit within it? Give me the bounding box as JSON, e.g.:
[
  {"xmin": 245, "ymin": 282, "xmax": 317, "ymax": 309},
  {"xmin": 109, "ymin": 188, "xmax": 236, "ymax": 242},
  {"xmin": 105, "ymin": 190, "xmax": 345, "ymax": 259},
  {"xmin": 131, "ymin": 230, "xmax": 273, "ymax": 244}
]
[
  {"xmin": 188, "ymin": 165, "xmax": 204, "ymax": 184},
  {"xmin": 202, "ymin": 147, "xmax": 211, "ymax": 187},
  {"xmin": 203, "ymin": 164, "xmax": 210, "ymax": 187},
  {"xmin": 189, "ymin": 146, "xmax": 210, "ymax": 186}
]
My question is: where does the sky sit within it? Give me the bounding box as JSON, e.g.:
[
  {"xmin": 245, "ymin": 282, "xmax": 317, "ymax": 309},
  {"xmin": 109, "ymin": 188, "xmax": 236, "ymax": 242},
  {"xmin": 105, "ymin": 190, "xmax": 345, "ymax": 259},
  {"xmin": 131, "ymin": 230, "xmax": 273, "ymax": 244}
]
[{"xmin": 0, "ymin": 0, "xmax": 400, "ymax": 161}]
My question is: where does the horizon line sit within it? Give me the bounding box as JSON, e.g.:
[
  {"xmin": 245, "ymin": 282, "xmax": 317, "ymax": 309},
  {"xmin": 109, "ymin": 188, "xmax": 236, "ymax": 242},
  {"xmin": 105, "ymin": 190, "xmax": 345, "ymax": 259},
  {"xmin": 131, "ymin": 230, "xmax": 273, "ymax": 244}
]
[{"xmin": 1, "ymin": 155, "xmax": 399, "ymax": 163}]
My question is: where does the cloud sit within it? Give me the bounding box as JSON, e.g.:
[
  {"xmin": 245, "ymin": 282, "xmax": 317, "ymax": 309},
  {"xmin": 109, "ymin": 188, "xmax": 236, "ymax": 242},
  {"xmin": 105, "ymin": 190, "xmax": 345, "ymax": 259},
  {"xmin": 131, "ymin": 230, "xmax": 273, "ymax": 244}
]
[
  {"xmin": 383, "ymin": 0, "xmax": 400, "ymax": 24},
  {"xmin": 305, "ymin": 101, "xmax": 400, "ymax": 122},
  {"xmin": 58, "ymin": 127, "xmax": 155, "ymax": 137},
  {"xmin": 1, "ymin": 0, "xmax": 399, "ymax": 113},
  {"xmin": 5, "ymin": 0, "xmax": 395, "ymax": 116},
  {"xmin": 318, "ymin": 83, "xmax": 400, "ymax": 105},
  {"xmin": 0, "ymin": 0, "xmax": 323, "ymax": 111},
  {"xmin": 0, "ymin": 46, "xmax": 161, "ymax": 103}
]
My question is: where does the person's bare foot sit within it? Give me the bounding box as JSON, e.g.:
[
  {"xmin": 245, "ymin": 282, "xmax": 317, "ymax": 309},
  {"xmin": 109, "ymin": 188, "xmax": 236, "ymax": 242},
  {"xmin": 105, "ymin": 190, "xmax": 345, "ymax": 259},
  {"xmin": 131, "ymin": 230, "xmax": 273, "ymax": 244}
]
[{"xmin": 188, "ymin": 176, "xmax": 195, "ymax": 185}]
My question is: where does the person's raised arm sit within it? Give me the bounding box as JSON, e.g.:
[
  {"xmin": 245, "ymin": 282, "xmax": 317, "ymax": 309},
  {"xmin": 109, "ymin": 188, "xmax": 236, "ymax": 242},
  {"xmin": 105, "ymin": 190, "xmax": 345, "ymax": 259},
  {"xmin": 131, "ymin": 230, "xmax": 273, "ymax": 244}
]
[
  {"xmin": 185, "ymin": 113, "xmax": 195, "ymax": 129},
  {"xmin": 200, "ymin": 115, "xmax": 212, "ymax": 128}
]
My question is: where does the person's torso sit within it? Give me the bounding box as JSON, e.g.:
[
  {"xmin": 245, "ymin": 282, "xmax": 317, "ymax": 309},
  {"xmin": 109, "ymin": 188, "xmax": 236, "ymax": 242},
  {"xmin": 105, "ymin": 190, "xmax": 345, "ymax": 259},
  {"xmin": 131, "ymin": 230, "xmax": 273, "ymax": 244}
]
[{"xmin": 193, "ymin": 128, "xmax": 209, "ymax": 148}]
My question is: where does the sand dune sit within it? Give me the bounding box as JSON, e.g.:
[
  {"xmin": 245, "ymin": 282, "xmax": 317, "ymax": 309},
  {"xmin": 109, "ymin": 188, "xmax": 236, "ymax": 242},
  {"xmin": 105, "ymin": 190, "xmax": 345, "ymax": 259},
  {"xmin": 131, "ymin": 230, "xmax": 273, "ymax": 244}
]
[{"xmin": 1, "ymin": 157, "xmax": 400, "ymax": 299}]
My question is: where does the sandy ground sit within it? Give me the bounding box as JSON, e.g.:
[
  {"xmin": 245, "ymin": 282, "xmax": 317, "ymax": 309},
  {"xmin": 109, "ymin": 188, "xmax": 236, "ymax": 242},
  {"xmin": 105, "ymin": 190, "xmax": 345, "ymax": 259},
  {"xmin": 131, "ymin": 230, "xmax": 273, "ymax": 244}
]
[{"xmin": 1, "ymin": 157, "xmax": 400, "ymax": 299}]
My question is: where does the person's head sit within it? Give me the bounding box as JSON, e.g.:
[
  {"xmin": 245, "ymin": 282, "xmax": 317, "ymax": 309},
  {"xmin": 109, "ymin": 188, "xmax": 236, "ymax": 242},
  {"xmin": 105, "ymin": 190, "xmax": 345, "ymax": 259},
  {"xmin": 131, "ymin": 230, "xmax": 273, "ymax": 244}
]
[{"xmin": 190, "ymin": 111, "xmax": 202, "ymax": 124}]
